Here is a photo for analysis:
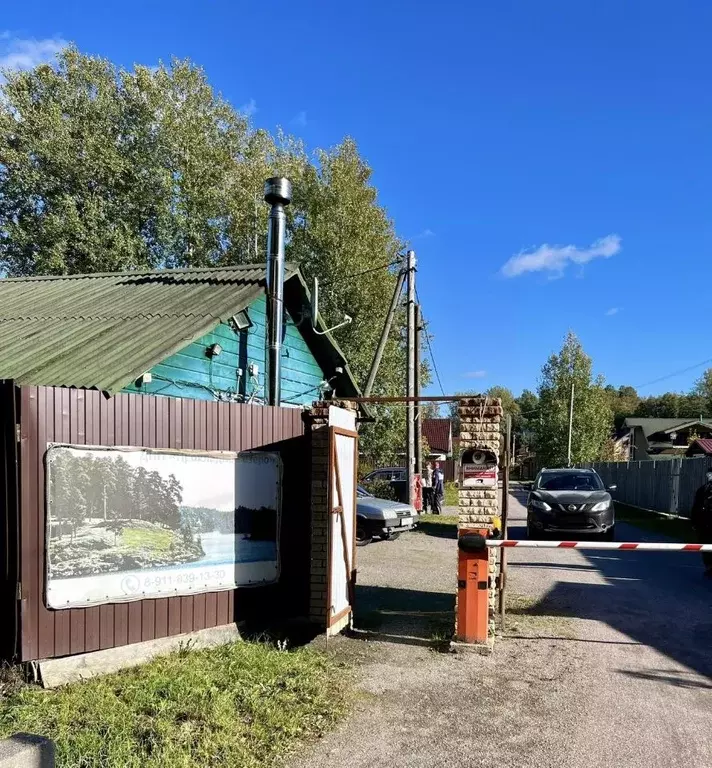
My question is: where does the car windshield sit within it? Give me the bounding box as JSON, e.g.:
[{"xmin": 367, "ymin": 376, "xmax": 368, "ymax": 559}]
[
  {"xmin": 357, "ymin": 485, "xmax": 372, "ymax": 498},
  {"xmin": 537, "ymin": 472, "xmax": 603, "ymax": 491}
]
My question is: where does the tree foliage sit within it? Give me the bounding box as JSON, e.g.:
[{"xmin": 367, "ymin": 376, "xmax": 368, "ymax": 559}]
[
  {"xmin": 49, "ymin": 452, "xmax": 184, "ymax": 539},
  {"xmin": 633, "ymin": 391, "xmax": 706, "ymax": 419},
  {"xmin": 535, "ymin": 332, "xmax": 613, "ymax": 466},
  {"xmin": 0, "ymin": 47, "xmax": 416, "ymax": 464}
]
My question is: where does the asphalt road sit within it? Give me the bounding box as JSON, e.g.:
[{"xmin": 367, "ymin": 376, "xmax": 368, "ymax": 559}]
[{"xmin": 292, "ymin": 492, "xmax": 712, "ymax": 768}]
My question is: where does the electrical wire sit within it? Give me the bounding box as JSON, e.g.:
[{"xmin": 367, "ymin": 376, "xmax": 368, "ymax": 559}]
[
  {"xmin": 633, "ymin": 357, "xmax": 712, "ymax": 391},
  {"xmin": 415, "ymin": 287, "xmax": 446, "ymax": 396},
  {"xmin": 319, "ymin": 258, "xmax": 403, "ymax": 287}
]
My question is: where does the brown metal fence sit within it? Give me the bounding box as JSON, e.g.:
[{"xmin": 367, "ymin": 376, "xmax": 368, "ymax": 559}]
[{"xmin": 3, "ymin": 384, "xmax": 308, "ymax": 662}]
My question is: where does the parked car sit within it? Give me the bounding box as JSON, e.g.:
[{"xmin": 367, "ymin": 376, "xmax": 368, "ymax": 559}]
[
  {"xmin": 361, "ymin": 467, "xmax": 408, "ymax": 503},
  {"xmin": 356, "ymin": 485, "xmax": 416, "ymax": 545},
  {"xmin": 526, "ymin": 467, "xmax": 616, "ymax": 540},
  {"xmin": 362, "ymin": 467, "xmax": 406, "ymax": 483}
]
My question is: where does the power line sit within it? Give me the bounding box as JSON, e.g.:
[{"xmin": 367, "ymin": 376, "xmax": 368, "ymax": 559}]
[
  {"xmin": 319, "ymin": 258, "xmax": 403, "ymax": 287},
  {"xmin": 415, "ymin": 287, "xmax": 445, "ymax": 395},
  {"xmin": 634, "ymin": 357, "xmax": 712, "ymax": 391}
]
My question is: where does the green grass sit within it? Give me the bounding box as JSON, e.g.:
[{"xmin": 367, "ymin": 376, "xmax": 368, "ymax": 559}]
[
  {"xmin": 419, "ymin": 514, "xmax": 458, "ymax": 526},
  {"xmin": 121, "ymin": 527, "xmax": 175, "ymax": 553},
  {"xmin": 443, "ymin": 482, "xmax": 458, "ymax": 506},
  {"xmin": 614, "ymin": 502, "xmax": 695, "ymax": 542},
  {"xmin": 0, "ymin": 641, "xmax": 351, "ymax": 768}
]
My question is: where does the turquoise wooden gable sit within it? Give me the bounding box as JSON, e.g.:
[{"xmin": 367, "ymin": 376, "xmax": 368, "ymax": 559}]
[{"xmin": 123, "ymin": 296, "xmax": 326, "ymax": 406}]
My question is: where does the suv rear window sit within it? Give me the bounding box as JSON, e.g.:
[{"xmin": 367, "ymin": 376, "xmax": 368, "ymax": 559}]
[{"xmin": 537, "ymin": 472, "xmax": 603, "ymax": 491}]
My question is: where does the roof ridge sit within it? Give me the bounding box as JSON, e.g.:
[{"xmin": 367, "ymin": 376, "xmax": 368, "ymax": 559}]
[{"xmin": 0, "ymin": 263, "xmax": 295, "ymax": 283}]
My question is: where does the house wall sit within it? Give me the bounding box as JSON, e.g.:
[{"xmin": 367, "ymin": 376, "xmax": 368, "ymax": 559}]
[{"xmin": 124, "ymin": 296, "xmax": 326, "ymax": 407}]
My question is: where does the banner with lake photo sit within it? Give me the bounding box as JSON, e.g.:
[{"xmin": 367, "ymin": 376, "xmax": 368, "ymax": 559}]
[{"xmin": 45, "ymin": 445, "xmax": 281, "ymax": 609}]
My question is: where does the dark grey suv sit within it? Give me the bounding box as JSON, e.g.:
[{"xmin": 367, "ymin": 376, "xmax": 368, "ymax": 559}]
[{"xmin": 527, "ymin": 468, "xmax": 616, "ymax": 540}]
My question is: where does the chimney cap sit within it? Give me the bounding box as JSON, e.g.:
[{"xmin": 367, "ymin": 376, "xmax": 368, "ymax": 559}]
[{"xmin": 264, "ymin": 177, "xmax": 292, "ymax": 206}]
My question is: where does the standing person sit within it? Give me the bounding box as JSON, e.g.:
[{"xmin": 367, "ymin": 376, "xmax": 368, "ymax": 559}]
[
  {"xmin": 691, "ymin": 470, "xmax": 712, "ymax": 575},
  {"xmin": 422, "ymin": 461, "xmax": 433, "ymax": 512},
  {"xmin": 432, "ymin": 462, "xmax": 444, "ymax": 515}
]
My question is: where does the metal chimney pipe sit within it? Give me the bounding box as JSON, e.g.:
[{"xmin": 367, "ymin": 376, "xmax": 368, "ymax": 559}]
[{"xmin": 264, "ymin": 177, "xmax": 292, "ymax": 406}]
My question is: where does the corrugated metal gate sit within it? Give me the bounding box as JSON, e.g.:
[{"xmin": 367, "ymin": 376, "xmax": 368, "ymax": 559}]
[
  {"xmin": 582, "ymin": 457, "xmax": 712, "ymax": 516},
  {"xmin": 0, "ymin": 383, "xmax": 310, "ymax": 662}
]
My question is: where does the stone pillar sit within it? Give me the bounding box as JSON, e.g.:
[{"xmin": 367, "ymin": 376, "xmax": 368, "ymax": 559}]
[
  {"xmin": 457, "ymin": 396, "xmax": 502, "ymax": 641},
  {"xmin": 303, "ymin": 399, "xmax": 359, "ymax": 629},
  {"xmin": 304, "ymin": 402, "xmax": 330, "ymax": 627}
]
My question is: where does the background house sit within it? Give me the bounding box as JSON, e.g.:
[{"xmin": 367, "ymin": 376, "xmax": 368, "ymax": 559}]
[
  {"xmin": 422, "ymin": 418, "xmax": 453, "ymax": 461},
  {"xmin": 686, "ymin": 438, "xmax": 712, "ymax": 458},
  {"xmin": 618, "ymin": 417, "xmax": 712, "ymax": 460},
  {"xmin": 0, "ymin": 264, "xmax": 361, "ymax": 406}
]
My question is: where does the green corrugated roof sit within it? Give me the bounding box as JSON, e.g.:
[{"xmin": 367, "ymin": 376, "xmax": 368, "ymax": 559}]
[{"xmin": 0, "ymin": 263, "xmax": 352, "ymax": 395}]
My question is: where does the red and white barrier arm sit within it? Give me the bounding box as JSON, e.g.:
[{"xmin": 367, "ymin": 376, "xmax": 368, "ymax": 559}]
[{"xmin": 487, "ymin": 540, "xmax": 712, "ymax": 552}]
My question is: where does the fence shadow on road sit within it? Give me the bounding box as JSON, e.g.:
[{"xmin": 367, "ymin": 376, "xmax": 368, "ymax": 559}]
[
  {"xmin": 511, "ymin": 551, "xmax": 712, "ymax": 682},
  {"xmin": 351, "ymin": 584, "xmax": 455, "ymax": 647},
  {"xmin": 616, "ymin": 668, "xmax": 712, "ymax": 690}
]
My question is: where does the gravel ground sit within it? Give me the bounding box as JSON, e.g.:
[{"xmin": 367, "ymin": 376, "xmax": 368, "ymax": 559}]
[{"xmin": 290, "ymin": 492, "xmax": 712, "ymax": 768}]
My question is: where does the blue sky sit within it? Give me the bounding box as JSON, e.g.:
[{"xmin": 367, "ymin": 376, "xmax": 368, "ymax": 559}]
[{"xmin": 2, "ymin": 1, "xmax": 711, "ymax": 398}]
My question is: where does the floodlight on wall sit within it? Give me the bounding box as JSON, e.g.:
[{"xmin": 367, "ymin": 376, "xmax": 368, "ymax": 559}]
[
  {"xmin": 230, "ymin": 310, "xmax": 252, "ymax": 331},
  {"xmin": 207, "ymin": 343, "xmax": 223, "ymax": 357}
]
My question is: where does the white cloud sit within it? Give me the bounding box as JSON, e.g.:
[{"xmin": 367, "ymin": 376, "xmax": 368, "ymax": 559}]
[
  {"xmin": 0, "ymin": 34, "xmax": 67, "ymax": 79},
  {"xmin": 413, "ymin": 228, "xmax": 435, "ymax": 239},
  {"xmin": 463, "ymin": 370, "xmax": 487, "ymax": 379},
  {"xmin": 239, "ymin": 98, "xmax": 257, "ymax": 117},
  {"xmin": 501, "ymin": 234, "xmax": 621, "ymax": 278},
  {"xmin": 291, "ymin": 110, "xmax": 308, "ymax": 128},
  {"xmin": 605, "ymin": 307, "xmax": 620, "ymax": 316}
]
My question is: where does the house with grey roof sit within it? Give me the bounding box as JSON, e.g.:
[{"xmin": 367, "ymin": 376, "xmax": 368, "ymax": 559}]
[
  {"xmin": 0, "ymin": 263, "xmax": 362, "ymax": 407},
  {"xmin": 618, "ymin": 417, "xmax": 712, "ymax": 460}
]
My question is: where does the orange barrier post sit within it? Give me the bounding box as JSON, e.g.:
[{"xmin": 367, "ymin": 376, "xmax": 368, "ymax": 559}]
[{"xmin": 456, "ymin": 529, "xmax": 490, "ymax": 644}]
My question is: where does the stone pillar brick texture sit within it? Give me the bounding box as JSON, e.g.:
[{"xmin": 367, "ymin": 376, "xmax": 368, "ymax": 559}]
[
  {"xmin": 457, "ymin": 397, "xmax": 503, "ymax": 639},
  {"xmin": 303, "ymin": 399, "xmax": 358, "ymax": 628}
]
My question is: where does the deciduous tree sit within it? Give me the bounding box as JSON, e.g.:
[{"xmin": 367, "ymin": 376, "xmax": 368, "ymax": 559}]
[{"xmin": 535, "ymin": 332, "xmax": 613, "ymax": 466}]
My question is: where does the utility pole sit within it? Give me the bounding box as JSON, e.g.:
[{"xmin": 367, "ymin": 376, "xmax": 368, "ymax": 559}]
[
  {"xmin": 567, "ymin": 379, "xmax": 575, "ymax": 467},
  {"xmin": 499, "ymin": 413, "xmax": 511, "ymax": 627},
  {"xmin": 363, "ymin": 268, "xmax": 405, "ymax": 396},
  {"xmin": 406, "ymin": 249, "xmax": 416, "ymax": 506},
  {"xmin": 414, "ymin": 303, "xmax": 422, "ymax": 478}
]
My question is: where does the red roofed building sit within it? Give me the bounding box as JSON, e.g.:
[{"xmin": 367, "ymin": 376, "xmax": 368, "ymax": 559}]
[
  {"xmin": 686, "ymin": 438, "xmax": 712, "ymax": 458},
  {"xmin": 422, "ymin": 418, "xmax": 453, "ymax": 461}
]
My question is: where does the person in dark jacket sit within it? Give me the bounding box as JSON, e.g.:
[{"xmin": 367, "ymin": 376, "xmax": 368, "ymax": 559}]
[
  {"xmin": 690, "ymin": 470, "xmax": 712, "ymax": 574},
  {"xmin": 432, "ymin": 462, "xmax": 444, "ymax": 515}
]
